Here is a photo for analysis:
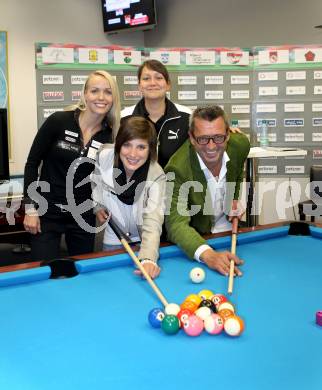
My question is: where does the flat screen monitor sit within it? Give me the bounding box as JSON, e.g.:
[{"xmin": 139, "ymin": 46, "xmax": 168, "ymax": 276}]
[
  {"xmin": 101, "ymin": 0, "xmax": 157, "ymax": 34},
  {"xmin": 0, "ymin": 108, "xmax": 9, "ymax": 181}
]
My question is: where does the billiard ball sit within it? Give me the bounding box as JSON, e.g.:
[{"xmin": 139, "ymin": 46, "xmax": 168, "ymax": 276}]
[
  {"xmin": 189, "ymin": 267, "xmax": 206, "ymax": 283},
  {"xmin": 184, "ymin": 293, "xmax": 202, "ymax": 307},
  {"xmin": 165, "ymin": 303, "xmax": 181, "ymax": 316},
  {"xmin": 183, "ymin": 314, "xmax": 204, "ymax": 337},
  {"xmin": 211, "ymin": 293, "xmax": 228, "ymax": 309},
  {"xmin": 204, "ymin": 313, "xmax": 224, "ymax": 335},
  {"xmin": 148, "ymin": 308, "xmax": 165, "ymax": 328},
  {"xmin": 199, "ymin": 299, "xmax": 217, "ymax": 313},
  {"xmin": 195, "ymin": 306, "xmax": 212, "ymax": 321},
  {"xmin": 161, "ymin": 315, "xmax": 180, "ymax": 335},
  {"xmin": 198, "ymin": 289, "xmax": 214, "ymax": 300},
  {"xmin": 217, "ymin": 301, "xmax": 235, "ymax": 313},
  {"xmin": 180, "ymin": 300, "xmax": 198, "ymax": 313},
  {"xmin": 224, "ymin": 315, "xmax": 244, "ymax": 336},
  {"xmin": 218, "ymin": 308, "xmax": 234, "ymax": 322},
  {"xmin": 177, "ymin": 308, "xmax": 192, "ymax": 326}
]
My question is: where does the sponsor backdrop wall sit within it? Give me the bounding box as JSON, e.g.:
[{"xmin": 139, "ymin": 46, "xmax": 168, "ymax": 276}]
[{"xmin": 36, "ymin": 42, "xmax": 322, "ymax": 178}]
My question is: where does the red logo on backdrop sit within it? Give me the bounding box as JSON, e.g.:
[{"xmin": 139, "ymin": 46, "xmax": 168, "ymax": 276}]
[
  {"xmin": 305, "ymin": 51, "xmax": 315, "ymax": 61},
  {"xmin": 269, "ymin": 51, "xmax": 278, "ymax": 63},
  {"xmin": 227, "ymin": 52, "xmax": 242, "ymax": 64}
]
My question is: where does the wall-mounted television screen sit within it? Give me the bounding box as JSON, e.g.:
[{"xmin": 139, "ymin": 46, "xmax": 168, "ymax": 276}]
[
  {"xmin": 0, "ymin": 108, "xmax": 9, "ymax": 181},
  {"xmin": 101, "ymin": 0, "xmax": 157, "ymax": 34}
]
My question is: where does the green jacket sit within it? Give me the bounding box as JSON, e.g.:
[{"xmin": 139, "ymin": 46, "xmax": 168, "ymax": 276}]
[{"xmin": 164, "ymin": 133, "xmax": 250, "ymax": 259}]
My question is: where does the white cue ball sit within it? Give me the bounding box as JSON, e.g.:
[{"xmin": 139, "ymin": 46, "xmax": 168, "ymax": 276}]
[
  {"xmin": 165, "ymin": 303, "xmax": 181, "ymax": 316},
  {"xmin": 189, "ymin": 267, "xmax": 206, "ymax": 283}
]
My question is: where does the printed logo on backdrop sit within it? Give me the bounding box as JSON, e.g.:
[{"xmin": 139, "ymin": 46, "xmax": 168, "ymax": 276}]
[
  {"xmin": 258, "ymin": 72, "xmax": 278, "ymax": 81},
  {"xmin": 231, "ymin": 75, "xmax": 249, "ymax": 84},
  {"xmin": 285, "ymin": 166, "xmax": 305, "ymax": 174},
  {"xmin": 178, "ymin": 76, "xmax": 197, "ymax": 85},
  {"xmin": 204, "ymin": 75, "xmax": 223, "ymax": 85},
  {"xmin": 123, "ymin": 76, "xmax": 138, "ymax": 85},
  {"xmin": 258, "ymin": 49, "xmax": 289, "ymax": 65},
  {"xmin": 312, "ymin": 118, "xmax": 322, "ymax": 126},
  {"xmin": 72, "ymin": 91, "xmax": 82, "ymax": 101},
  {"xmin": 284, "ymin": 103, "xmax": 305, "ymax": 112},
  {"xmin": 313, "ymin": 150, "xmax": 322, "ymax": 159},
  {"xmin": 256, "ymin": 104, "xmax": 276, "ymax": 113},
  {"xmin": 284, "ymin": 133, "xmax": 305, "ymax": 142},
  {"xmin": 178, "ymin": 91, "xmax": 197, "ymax": 100},
  {"xmin": 231, "ymin": 119, "xmax": 250, "ymax": 128},
  {"xmin": 286, "ymin": 86, "xmax": 306, "ymax": 95},
  {"xmin": 314, "ymin": 71, "xmax": 322, "ymax": 79},
  {"xmin": 231, "ymin": 105, "xmax": 250, "ymax": 114},
  {"xmin": 258, "ymin": 166, "xmax": 278, "ymax": 174},
  {"xmin": 42, "ymin": 91, "xmax": 64, "ymax": 102},
  {"xmin": 123, "ymin": 91, "xmax": 142, "ymax": 100},
  {"xmin": 205, "ymin": 91, "xmax": 224, "ymax": 100},
  {"xmin": 113, "ymin": 50, "xmax": 142, "ymax": 65},
  {"xmin": 186, "ymin": 51, "xmax": 216, "ymax": 66},
  {"xmin": 256, "ymin": 119, "xmax": 277, "ymax": 127},
  {"xmin": 258, "ymin": 86, "xmax": 279, "ymax": 96},
  {"xmin": 220, "ymin": 51, "xmax": 249, "ymax": 66},
  {"xmin": 284, "ymin": 119, "xmax": 304, "ymax": 127},
  {"xmin": 286, "ymin": 71, "xmax": 306, "ymax": 80},
  {"xmin": 294, "ymin": 48, "xmax": 322, "ymax": 63},
  {"xmin": 231, "ymin": 90, "xmax": 250, "ymax": 99},
  {"xmin": 71, "ymin": 75, "xmax": 88, "ymax": 85},
  {"xmin": 312, "ymin": 133, "xmax": 322, "ymax": 142},
  {"xmin": 314, "ymin": 86, "xmax": 322, "ymax": 95},
  {"xmin": 78, "ymin": 48, "xmax": 109, "ymax": 64},
  {"xmin": 43, "ymin": 108, "xmax": 64, "ymax": 119},
  {"xmin": 149, "ymin": 51, "xmax": 181, "ymax": 66},
  {"xmin": 42, "ymin": 75, "xmax": 63, "ymax": 85},
  {"xmin": 42, "ymin": 47, "xmax": 74, "ymax": 64},
  {"xmin": 312, "ymin": 103, "xmax": 322, "ymax": 112}
]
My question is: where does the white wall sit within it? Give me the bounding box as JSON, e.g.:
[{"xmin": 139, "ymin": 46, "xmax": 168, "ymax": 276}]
[{"xmin": 0, "ymin": 0, "xmax": 144, "ymax": 175}]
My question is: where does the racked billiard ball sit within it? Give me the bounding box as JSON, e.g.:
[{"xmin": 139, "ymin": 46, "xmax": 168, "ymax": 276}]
[
  {"xmin": 204, "ymin": 313, "xmax": 224, "ymax": 335},
  {"xmin": 148, "ymin": 308, "xmax": 165, "ymax": 328},
  {"xmin": 183, "ymin": 314, "xmax": 204, "ymax": 337},
  {"xmin": 199, "ymin": 299, "xmax": 217, "ymax": 313},
  {"xmin": 161, "ymin": 315, "xmax": 180, "ymax": 335},
  {"xmin": 224, "ymin": 315, "xmax": 244, "ymax": 336},
  {"xmin": 177, "ymin": 308, "xmax": 192, "ymax": 326}
]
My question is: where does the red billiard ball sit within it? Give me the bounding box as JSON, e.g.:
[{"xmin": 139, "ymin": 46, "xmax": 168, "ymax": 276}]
[{"xmin": 177, "ymin": 308, "xmax": 192, "ymax": 326}]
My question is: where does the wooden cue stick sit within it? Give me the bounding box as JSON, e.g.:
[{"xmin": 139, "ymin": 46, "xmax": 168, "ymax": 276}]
[
  {"xmin": 108, "ymin": 218, "xmax": 169, "ymax": 307},
  {"xmin": 228, "ymin": 217, "xmax": 238, "ymax": 295}
]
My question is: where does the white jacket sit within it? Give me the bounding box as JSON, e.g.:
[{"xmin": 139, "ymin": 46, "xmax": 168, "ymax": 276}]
[{"xmin": 91, "ymin": 144, "xmax": 166, "ymax": 263}]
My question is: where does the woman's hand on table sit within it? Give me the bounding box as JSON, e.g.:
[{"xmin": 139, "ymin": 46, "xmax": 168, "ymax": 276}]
[{"xmin": 134, "ymin": 259, "xmax": 161, "ymax": 280}]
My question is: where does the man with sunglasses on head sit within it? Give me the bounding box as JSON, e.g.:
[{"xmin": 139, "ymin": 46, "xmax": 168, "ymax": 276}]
[{"xmin": 164, "ymin": 105, "xmax": 250, "ymax": 276}]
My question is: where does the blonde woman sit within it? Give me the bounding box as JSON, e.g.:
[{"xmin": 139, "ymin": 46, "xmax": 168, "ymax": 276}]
[{"xmin": 23, "ymin": 70, "xmax": 121, "ymax": 260}]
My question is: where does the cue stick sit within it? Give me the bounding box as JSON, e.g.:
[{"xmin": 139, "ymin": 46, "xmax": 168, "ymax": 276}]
[
  {"xmin": 108, "ymin": 218, "xmax": 169, "ymax": 307},
  {"xmin": 228, "ymin": 217, "xmax": 238, "ymax": 295}
]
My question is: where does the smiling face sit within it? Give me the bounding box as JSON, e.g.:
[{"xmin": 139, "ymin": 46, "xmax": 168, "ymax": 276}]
[
  {"xmin": 138, "ymin": 66, "xmax": 170, "ymax": 101},
  {"xmin": 189, "ymin": 116, "xmax": 229, "ymax": 171},
  {"xmin": 84, "ymin": 74, "xmax": 113, "ymax": 117},
  {"xmin": 120, "ymin": 138, "xmax": 150, "ymax": 178}
]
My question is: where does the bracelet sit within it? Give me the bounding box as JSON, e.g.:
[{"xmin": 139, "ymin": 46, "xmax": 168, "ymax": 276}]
[{"xmin": 139, "ymin": 259, "xmax": 158, "ymax": 267}]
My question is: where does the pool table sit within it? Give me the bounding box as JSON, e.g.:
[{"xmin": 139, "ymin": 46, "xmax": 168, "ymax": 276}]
[{"xmin": 0, "ymin": 223, "xmax": 321, "ymax": 390}]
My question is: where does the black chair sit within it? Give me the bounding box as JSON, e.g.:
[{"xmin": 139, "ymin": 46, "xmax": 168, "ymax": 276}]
[{"xmin": 298, "ymin": 165, "xmax": 322, "ymax": 222}]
